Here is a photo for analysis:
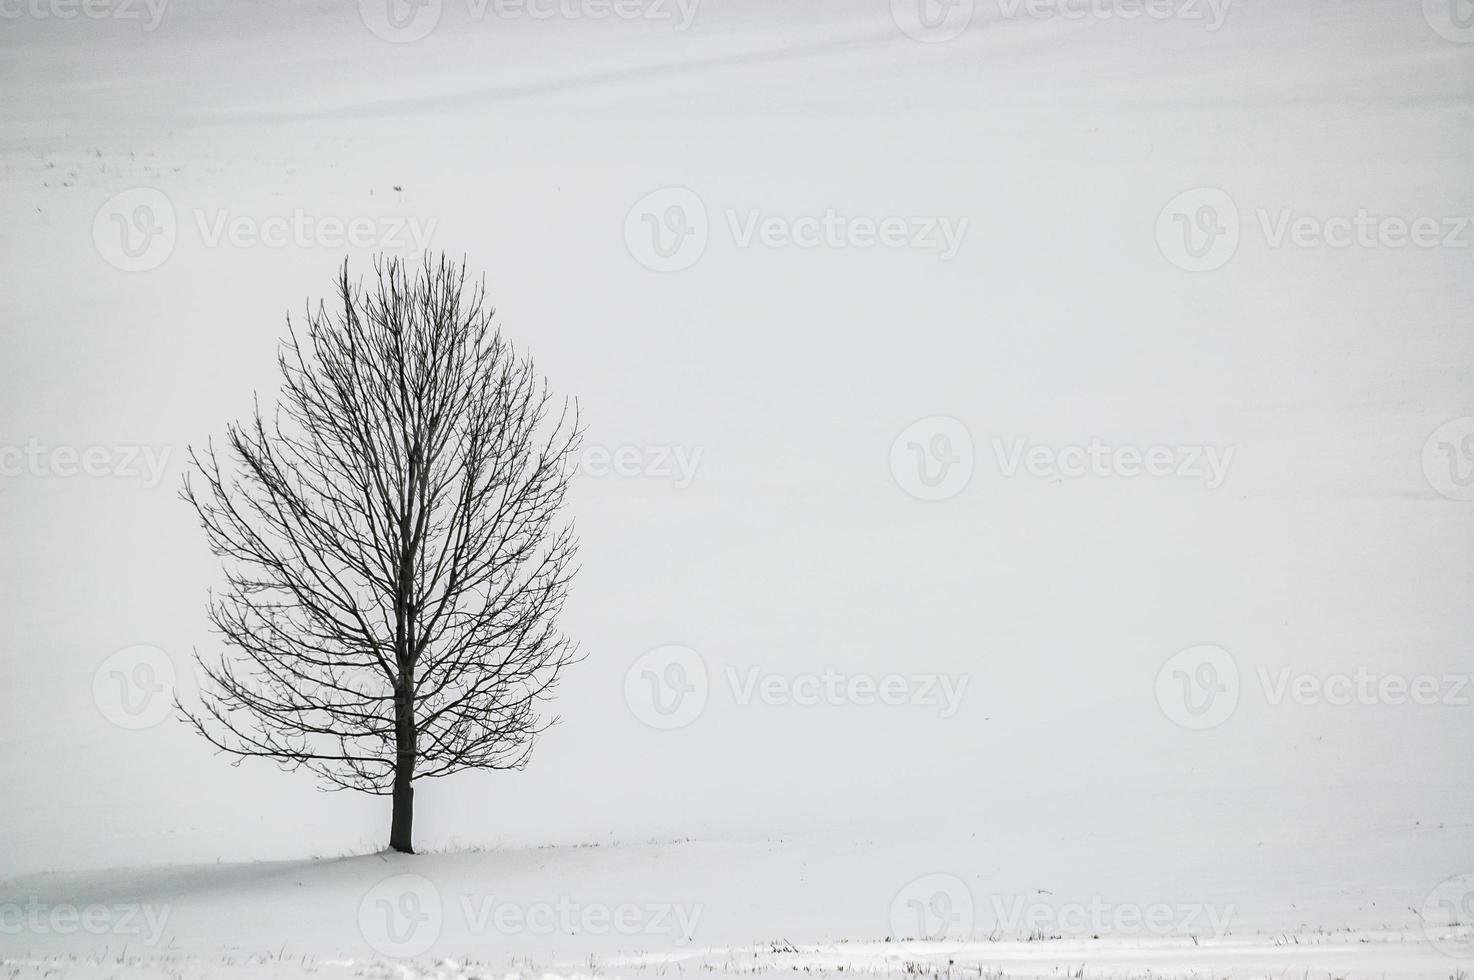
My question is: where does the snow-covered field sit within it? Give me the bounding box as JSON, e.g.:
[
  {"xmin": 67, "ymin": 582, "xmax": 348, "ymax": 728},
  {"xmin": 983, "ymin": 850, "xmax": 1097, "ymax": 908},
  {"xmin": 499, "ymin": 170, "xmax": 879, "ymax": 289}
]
[
  {"xmin": 2, "ymin": 0, "xmax": 1473, "ymax": 977},
  {"xmin": 3, "ymin": 832, "xmax": 1473, "ymax": 979}
]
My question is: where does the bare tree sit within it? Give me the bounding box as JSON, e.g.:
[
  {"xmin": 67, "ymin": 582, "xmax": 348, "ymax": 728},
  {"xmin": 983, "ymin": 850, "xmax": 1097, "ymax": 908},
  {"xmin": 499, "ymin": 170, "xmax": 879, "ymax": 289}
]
[{"xmin": 181, "ymin": 254, "xmax": 581, "ymax": 853}]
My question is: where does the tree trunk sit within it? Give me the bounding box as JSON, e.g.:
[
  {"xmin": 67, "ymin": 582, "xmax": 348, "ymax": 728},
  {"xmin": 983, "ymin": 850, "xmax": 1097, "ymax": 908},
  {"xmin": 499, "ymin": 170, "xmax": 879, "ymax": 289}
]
[
  {"xmin": 390, "ymin": 775, "xmax": 414, "ymax": 853},
  {"xmin": 389, "ymin": 687, "xmax": 416, "ymax": 853}
]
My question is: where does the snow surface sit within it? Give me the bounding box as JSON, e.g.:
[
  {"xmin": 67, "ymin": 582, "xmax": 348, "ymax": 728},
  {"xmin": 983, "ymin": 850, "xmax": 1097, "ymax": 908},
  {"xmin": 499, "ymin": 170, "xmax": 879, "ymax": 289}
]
[{"xmin": 1, "ymin": 837, "xmax": 1470, "ymax": 978}]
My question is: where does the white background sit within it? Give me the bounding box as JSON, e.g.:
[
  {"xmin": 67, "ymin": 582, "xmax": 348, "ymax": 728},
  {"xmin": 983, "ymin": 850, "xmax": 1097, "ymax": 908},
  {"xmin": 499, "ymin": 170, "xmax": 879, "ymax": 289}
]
[{"xmin": 0, "ymin": 0, "xmax": 1470, "ymax": 926}]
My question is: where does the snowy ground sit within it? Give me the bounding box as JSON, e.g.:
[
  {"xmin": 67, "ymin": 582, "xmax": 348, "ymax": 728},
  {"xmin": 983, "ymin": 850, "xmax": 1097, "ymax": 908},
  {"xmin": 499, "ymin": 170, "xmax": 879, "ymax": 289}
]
[
  {"xmin": 3, "ymin": 0, "xmax": 1473, "ymax": 977},
  {"xmin": 3, "ymin": 833, "xmax": 1473, "ymax": 979}
]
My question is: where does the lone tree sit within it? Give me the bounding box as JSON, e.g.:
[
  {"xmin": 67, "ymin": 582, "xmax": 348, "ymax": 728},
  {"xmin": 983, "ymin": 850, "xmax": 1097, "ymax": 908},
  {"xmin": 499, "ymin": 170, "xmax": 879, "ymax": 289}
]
[{"xmin": 181, "ymin": 254, "xmax": 581, "ymax": 853}]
